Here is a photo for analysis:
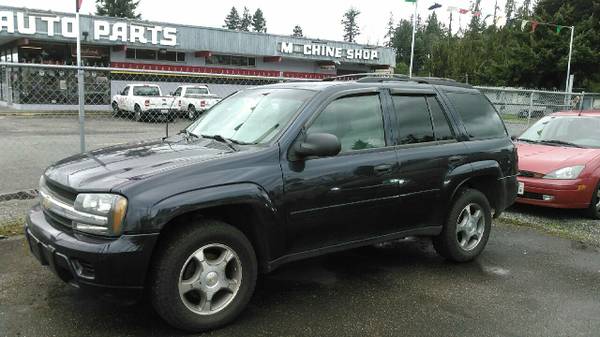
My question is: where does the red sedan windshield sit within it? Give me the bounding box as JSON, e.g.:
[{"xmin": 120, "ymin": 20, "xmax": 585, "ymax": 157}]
[{"xmin": 519, "ymin": 115, "xmax": 600, "ymax": 149}]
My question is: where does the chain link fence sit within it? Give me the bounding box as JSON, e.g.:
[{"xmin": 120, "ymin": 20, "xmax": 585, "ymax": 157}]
[{"xmin": 1, "ymin": 62, "xmax": 599, "ymax": 201}]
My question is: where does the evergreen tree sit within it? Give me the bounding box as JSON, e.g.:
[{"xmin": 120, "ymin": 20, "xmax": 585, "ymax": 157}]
[
  {"xmin": 223, "ymin": 7, "xmax": 241, "ymax": 30},
  {"xmin": 341, "ymin": 8, "xmax": 361, "ymax": 42},
  {"xmin": 292, "ymin": 25, "xmax": 303, "ymax": 37},
  {"xmin": 252, "ymin": 9, "xmax": 267, "ymax": 33},
  {"xmin": 95, "ymin": 0, "xmax": 140, "ymax": 19},
  {"xmin": 384, "ymin": 12, "xmax": 395, "ymax": 47},
  {"xmin": 240, "ymin": 7, "xmax": 253, "ymax": 32},
  {"xmin": 505, "ymin": 0, "xmax": 516, "ymax": 20}
]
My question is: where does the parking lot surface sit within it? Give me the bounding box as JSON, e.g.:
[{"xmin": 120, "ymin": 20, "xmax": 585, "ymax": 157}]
[{"xmin": 1, "ymin": 223, "xmax": 598, "ymax": 337}]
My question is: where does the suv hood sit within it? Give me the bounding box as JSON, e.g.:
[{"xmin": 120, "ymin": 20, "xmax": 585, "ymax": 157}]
[
  {"xmin": 45, "ymin": 137, "xmax": 235, "ymax": 191},
  {"xmin": 516, "ymin": 142, "xmax": 600, "ymax": 174}
]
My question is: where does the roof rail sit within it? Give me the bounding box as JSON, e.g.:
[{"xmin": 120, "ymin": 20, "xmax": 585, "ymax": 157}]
[
  {"xmin": 322, "ymin": 73, "xmax": 409, "ymax": 82},
  {"xmin": 322, "ymin": 72, "xmax": 473, "ymax": 88}
]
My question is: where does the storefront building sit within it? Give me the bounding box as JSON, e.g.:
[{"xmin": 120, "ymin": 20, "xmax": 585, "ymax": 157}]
[{"xmin": 0, "ymin": 5, "xmax": 396, "ymax": 108}]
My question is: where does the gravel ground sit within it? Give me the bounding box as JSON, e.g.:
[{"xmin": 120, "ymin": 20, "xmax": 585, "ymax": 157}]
[{"xmin": 501, "ymin": 204, "xmax": 600, "ymax": 246}]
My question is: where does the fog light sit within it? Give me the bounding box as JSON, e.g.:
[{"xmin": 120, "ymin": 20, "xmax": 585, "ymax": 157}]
[{"xmin": 542, "ymin": 195, "xmax": 554, "ymax": 201}]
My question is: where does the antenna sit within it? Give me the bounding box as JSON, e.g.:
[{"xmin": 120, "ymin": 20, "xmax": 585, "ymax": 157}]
[{"xmin": 163, "ymin": 87, "xmax": 179, "ymax": 141}]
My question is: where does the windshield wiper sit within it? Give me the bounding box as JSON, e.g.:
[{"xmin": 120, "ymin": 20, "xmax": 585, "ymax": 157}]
[
  {"xmin": 539, "ymin": 140, "xmax": 583, "ymax": 148},
  {"xmin": 516, "ymin": 138, "xmax": 537, "ymax": 143},
  {"xmin": 200, "ymin": 134, "xmax": 239, "ymax": 151}
]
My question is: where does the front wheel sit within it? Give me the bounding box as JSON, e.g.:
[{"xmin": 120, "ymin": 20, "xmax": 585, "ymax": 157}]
[
  {"xmin": 111, "ymin": 102, "xmax": 120, "ymax": 117},
  {"xmin": 585, "ymin": 182, "xmax": 600, "ymax": 219},
  {"xmin": 433, "ymin": 188, "xmax": 492, "ymax": 262},
  {"xmin": 151, "ymin": 220, "xmax": 257, "ymax": 332}
]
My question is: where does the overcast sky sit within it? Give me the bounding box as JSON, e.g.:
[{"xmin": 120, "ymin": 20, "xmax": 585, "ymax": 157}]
[{"xmin": 3, "ymin": 0, "xmax": 518, "ymax": 45}]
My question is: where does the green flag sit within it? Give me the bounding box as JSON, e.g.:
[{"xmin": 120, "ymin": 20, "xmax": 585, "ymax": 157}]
[{"xmin": 556, "ymin": 25, "xmax": 563, "ymax": 33}]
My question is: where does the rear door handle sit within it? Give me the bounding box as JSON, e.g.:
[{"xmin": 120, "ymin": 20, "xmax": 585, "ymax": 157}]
[{"xmin": 374, "ymin": 164, "xmax": 393, "ymax": 174}]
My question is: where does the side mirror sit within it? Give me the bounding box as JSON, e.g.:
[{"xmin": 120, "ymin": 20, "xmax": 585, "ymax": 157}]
[{"xmin": 294, "ymin": 133, "xmax": 341, "ymax": 158}]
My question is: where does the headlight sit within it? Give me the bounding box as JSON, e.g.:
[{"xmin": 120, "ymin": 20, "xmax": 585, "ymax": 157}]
[
  {"xmin": 543, "ymin": 165, "xmax": 585, "ymax": 180},
  {"xmin": 73, "ymin": 193, "xmax": 128, "ymax": 236}
]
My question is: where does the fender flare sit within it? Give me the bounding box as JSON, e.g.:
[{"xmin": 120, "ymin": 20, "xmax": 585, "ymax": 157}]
[
  {"xmin": 445, "ymin": 160, "xmax": 504, "ymax": 211},
  {"xmin": 145, "ymin": 183, "xmax": 281, "ymax": 265}
]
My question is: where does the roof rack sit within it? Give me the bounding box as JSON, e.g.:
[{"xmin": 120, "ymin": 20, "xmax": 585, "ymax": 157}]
[{"xmin": 322, "ymin": 73, "xmax": 472, "ymax": 88}]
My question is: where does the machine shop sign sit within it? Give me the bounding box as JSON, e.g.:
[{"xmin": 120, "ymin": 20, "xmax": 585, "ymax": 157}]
[
  {"xmin": 280, "ymin": 42, "xmax": 379, "ymax": 61},
  {"xmin": 0, "ymin": 10, "xmax": 177, "ymax": 46}
]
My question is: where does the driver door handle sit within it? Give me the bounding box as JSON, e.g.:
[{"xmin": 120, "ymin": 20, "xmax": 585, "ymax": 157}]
[{"xmin": 374, "ymin": 164, "xmax": 393, "ymax": 174}]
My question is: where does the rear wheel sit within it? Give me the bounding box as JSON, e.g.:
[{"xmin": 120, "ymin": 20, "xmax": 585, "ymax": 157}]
[
  {"xmin": 188, "ymin": 105, "xmax": 197, "ymax": 120},
  {"xmin": 134, "ymin": 105, "xmax": 143, "ymax": 122},
  {"xmin": 585, "ymin": 182, "xmax": 600, "ymax": 219},
  {"xmin": 151, "ymin": 220, "xmax": 257, "ymax": 332},
  {"xmin": 433, "ymin": 188, "xmax": 492, "ymax": 262}
]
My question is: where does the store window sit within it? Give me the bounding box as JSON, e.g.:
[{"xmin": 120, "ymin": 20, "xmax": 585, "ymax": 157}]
[
  {"xmin": 206, "ymin": 54, "xmax": 256, "ymax": 67},
  {"xmin": 126, "ymin": 48, "xmax": 185, "ymax": 62}
]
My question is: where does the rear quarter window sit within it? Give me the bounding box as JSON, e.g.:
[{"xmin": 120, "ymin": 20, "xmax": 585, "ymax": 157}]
[{"xmin": 446, "ymin": 92, "xmax": 506, "ymax": 139}]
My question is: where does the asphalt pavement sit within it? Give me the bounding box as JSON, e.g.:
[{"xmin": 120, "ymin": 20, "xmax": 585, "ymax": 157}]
[
  {"xmin": 0, "ymin": 115, "xmax": 190, "ymax": 195},
  {"xmin": 1, "ymin": 223, "xmax": 599, "ymax": 337}
]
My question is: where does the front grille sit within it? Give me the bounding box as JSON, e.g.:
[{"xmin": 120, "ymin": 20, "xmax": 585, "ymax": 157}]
[
  {"xmin": 43, "ymin": 209, "xmax": 73, "ymax": 232},
  {"xmin": 44, "ymin": 179, "xmax": 77, "ymax": 204},
  {"xmin": 520, "ymin": 191, "xmax": 544, "ymax": 200},
  {"xmin": 518, "ymin": 170, "xmax": 538, "ymax": 178}
]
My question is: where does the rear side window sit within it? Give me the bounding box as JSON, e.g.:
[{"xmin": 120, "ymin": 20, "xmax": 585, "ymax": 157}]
[
  {"xmin": 447, "ymin": 92, "xmax": 506, "ymax": 139},
  {"xmin": 391, "ymin": 96, "xmax": 434, "ymax": 145},
  {"xmin": 427, "ymin": 97, "xmax": 454, "ymax": 141},
  {"xmin": 308, "ymin": 94, "xmax": 385, "ymax": 152}
]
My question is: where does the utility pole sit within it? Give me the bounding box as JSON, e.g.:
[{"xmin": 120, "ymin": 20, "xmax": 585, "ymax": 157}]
[
  {"xmin": 409, "ymin": 0, "xmax": 418, "ymax": 78},
  {"xmin": 76, "ymin": 0, "xmax": 85, "ymax": 153},
  {"xmin": 565, "ymin": 26, "xmax": 574, "ymax": 92}
]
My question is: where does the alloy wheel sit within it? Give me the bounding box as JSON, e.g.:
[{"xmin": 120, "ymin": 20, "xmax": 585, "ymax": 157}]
[
  {"xmin": 178, "ymin": 243, "xmax": 242, "ymax": 316},
  {"xmin": 455, "ymin": 203, "xmax": 485, "ymax": 251}
]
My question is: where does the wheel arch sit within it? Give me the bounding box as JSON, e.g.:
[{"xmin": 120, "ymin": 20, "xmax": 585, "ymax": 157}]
[
  {"xmin": 147, "ymin": 183, "xmax": 281, "ymax": 274},
  {"xmin": 445, "ymin": 160, "xmax": 505, "ymax": 217}
]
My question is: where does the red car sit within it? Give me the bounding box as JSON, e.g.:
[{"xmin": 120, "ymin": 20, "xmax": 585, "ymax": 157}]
[{"xmin": 515, "ymin": 110, "xmax": 600, "ymax": 219}]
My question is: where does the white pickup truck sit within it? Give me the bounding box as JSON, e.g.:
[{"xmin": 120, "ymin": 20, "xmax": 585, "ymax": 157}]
[
  {"xmin": 112, "ymin": 84, "xmax": 176, "ymax": 122},
  {"xmin": 171, "ymin": 85, "xmax": 221, "ymax": 119}
]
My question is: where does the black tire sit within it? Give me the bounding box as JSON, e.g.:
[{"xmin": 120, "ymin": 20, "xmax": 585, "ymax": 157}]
[
  {"xmin": 111, "ymin": 102, "xmax": 120, "ymax": 117},
  {"xmin": 188, "ymin": 105, "xmax": 197, "ymax": 120},
  {"xmin": 585, "ymin": 182, "xmax": 600, "ymax": 219},
  {"xmin": 150, "ymin": 219, "xmax": 257, "ymax": 332},
  {"xmin": 433, "ymin": 188, "xmax": 492, "ymax": 262},
  {"xmin": 134, "ymin": 105, "xmax": 143, "ymax": 122}
]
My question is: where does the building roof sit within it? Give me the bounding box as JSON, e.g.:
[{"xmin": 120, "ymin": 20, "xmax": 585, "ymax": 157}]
[{"xmin": 0, "ymin": 5, "xmax": 396, "ymax": 66}]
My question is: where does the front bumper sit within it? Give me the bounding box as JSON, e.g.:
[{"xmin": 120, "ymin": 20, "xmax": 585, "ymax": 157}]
[
  {"xmin": 25, "ymin": 204, "xmax": 159, "ymax": 292},
  {"xmin": 516, "ymin": 177, "xmax": 596, "ymax": 209}
]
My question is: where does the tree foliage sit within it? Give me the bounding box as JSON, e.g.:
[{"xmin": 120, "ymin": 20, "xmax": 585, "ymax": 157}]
[
  {"xmin": 95, "ymin": 0, "xmax": 140, "ymax": 19},
  {"xmin": 239, "ymin": 7, "xmax": 253, "ymax": 32},
  {"xmin": 292, "ymin": 25, "xmax": 303, "ymax": 37},
  {"xmin": 252, "ymin": 9, "xmax": 267, "ymax": 33},
  {"xmin": 341, "ymin": 8, "xmax": 361, "ymax": 42},
  {"xmin": 388, "ymin": 0, "xmax": 600, "ymax": 91},
  {"xmin": 223, "ymin": 7, "xmax": 241, "ymax": 30}
]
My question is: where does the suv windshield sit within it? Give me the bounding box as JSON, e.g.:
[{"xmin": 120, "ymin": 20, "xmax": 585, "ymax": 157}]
[
  {"xmin": 133, "ymin": 86, "xmax": 161, "ymax": 96},
  {"xmin": 519, "ymin": 115, "xmax": 600, "ymax": 148},
  {"xmin": 187, "ymin": 88, "xmax": 315, "ymax": 144}
]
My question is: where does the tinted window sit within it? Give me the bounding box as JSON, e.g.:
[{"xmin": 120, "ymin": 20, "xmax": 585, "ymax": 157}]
[
  {"xmin": 308, "ymin": 94, "xmax": 385, "ymax": 152},
  {"xmin": 391, "ymin": 96, "xmax": 434, "ymax": 144},
  {"xmin": 121, "ymin": 86, "xmax": 129, "ymax": 95},
  {"xmin": 427, "ymin": 97, "xmax": 454, "ymax": 141},
  {"xmin": 186, "ymin": 87, "xmax": 209, "ymax": 95},
  {"xmin": 447, "ymin": 92, "xmax": 506, "ymax": 139},
  {"xmin": 173, "ymin": 87, "xmax": 182, "ymax": 96},
  {"xmin": 133, "ymin": 86, "xmax": 160, "ymax": 96}
]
